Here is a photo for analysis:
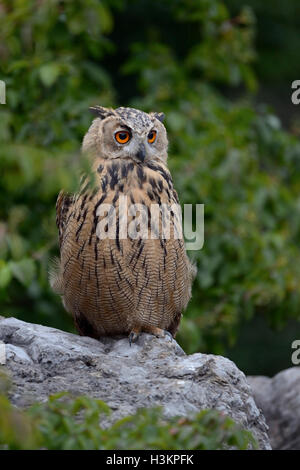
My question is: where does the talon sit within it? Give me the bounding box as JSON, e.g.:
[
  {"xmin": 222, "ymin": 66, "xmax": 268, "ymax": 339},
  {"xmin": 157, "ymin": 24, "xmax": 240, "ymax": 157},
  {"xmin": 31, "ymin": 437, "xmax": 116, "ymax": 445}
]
[{"xmin": 129, "ymin": 330, "xmax": 140, "ymax": 346}]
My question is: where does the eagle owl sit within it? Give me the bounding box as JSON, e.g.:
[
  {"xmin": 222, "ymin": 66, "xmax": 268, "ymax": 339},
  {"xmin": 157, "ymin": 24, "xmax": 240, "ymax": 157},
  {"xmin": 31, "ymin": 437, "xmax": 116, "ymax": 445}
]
[{"xmin": 51, "ymin": 106, "xmax": 196, "ymax": 344}]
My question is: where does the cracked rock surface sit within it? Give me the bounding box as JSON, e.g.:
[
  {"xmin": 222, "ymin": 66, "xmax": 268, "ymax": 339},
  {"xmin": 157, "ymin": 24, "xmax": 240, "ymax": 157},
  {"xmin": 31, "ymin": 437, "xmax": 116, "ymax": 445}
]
[{"xmin": 0, "ymin": 316, "xmax": 271, "ymax": 449}]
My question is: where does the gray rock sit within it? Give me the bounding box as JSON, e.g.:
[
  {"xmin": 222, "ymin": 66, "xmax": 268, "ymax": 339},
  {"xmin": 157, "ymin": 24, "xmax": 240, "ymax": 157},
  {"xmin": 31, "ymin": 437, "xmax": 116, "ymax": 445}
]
[
  {"xmin": 248, "ymin": 367, "xmax": 300, "ymax": 450},
  {"xmin": 0, "ymin": 317, "xmax": 271, "ymax": 449}
]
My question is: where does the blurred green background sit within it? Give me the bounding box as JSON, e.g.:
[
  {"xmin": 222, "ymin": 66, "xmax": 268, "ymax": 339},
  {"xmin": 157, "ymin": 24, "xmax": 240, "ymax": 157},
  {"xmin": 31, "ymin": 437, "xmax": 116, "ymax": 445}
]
[{"xmin": 1, "ymin": 0, "xmax": 300, "ymax": 376}]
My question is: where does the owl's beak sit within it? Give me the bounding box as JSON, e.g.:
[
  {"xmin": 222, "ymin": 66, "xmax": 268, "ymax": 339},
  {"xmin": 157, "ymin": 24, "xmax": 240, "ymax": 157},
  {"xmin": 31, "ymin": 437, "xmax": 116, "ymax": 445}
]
[{"xmin": 136, "ymin": 144, "xmax": 146, "ymax": 162}]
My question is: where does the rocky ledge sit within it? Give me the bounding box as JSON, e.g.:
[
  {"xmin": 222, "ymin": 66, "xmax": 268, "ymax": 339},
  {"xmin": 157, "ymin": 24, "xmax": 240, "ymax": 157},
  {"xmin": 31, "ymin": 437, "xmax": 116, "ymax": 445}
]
[{"xmin": 0, "ymin": 316, "xmax": 271, "ymax": 449}]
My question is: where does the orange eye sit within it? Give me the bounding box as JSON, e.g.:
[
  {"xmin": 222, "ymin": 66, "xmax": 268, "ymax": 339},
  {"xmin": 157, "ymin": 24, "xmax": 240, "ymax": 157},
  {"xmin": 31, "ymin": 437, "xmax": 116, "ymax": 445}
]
[
  {"xmin": 115, "ymin": 130, "xmax": 131, "ymax": 144},
  {"xmin": 148, "ymin": 130, "xmax": 157, "ymax": 144}
]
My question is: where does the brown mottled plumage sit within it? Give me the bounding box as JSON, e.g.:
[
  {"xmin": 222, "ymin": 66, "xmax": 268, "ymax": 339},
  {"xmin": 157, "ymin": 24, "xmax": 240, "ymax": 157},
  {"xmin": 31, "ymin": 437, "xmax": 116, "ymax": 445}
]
[{"xmin": 50, "ymin": 106, "xmax": 196, "ymax": 343}]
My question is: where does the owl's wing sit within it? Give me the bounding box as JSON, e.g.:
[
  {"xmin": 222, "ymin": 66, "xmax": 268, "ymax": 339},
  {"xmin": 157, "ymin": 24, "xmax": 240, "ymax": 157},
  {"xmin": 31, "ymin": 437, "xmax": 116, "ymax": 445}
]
[{"xmin": 56, "ymin": 190, "xmax": 73, "ymax": 248}]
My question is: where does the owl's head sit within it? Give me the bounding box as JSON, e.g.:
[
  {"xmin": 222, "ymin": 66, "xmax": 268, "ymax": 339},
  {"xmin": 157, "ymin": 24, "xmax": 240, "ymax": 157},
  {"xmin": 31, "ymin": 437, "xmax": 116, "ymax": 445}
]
[{"xmin": 82, "ymin": 106, "xmax": 168, "ymax": 164}]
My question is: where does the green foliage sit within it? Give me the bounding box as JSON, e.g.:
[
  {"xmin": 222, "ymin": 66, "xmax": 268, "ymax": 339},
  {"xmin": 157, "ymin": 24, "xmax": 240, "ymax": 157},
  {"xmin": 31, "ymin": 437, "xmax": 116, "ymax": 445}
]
[
  {"xmin": 227, "ymin": 0, "xmax": 300, "ymax": 82},
  {"xmin": 105, "ymin": 407, "xmax": 257, "ymax": 450},
  {"xmin": 0, "ymin": 388, "xmax": 257, "ymax": 450},
  {"xmin": 0, "ymin": 372, "xmax": 39, "ymax": 449},
  {"xmin": 28, "ymin": 392, "xmax": 111, "ymax": 450},
  {"xmin": 0, "ymin": 0, "xmax": 300, "ymax": 356}
]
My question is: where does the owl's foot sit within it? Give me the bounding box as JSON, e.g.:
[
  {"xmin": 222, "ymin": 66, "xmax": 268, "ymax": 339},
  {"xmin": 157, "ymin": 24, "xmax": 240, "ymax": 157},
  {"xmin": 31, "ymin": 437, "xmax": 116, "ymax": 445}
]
[
  {"xmin": 129, "ymin": 326, "xmax": 173, "ymax": 346},
  {"xmin": 144, "ymin": 326, "xmax": 173, "ymax": 342},
  {"xmin": 129, "ymin": 326, "xmax": 141, "ymax": 346}
]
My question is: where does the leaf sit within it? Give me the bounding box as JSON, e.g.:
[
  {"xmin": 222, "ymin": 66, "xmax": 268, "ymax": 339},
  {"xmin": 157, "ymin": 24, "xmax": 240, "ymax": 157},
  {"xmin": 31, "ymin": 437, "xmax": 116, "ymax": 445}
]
[
  {"xmin": 0, "ymin": 261, "xmax": 12, "ymax": 289},
  {"xmin": 38, "ymin": 63, "xmax": 61, "ymax": 87},
  {"xmin": 9, "ymin": 259, "xmax": 36, "ymax": 287}
]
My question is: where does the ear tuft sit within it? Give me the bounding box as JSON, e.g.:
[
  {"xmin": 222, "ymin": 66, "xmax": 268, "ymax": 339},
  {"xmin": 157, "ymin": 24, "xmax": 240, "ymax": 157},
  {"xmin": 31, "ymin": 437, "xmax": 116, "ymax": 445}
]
[
  {"xmin": 154, "ymin": 112, "xmax": 165, "ymax": 123},
  {"xmin": 89, "ymin": 106, "xmax": 113, "ymax": 120}
]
